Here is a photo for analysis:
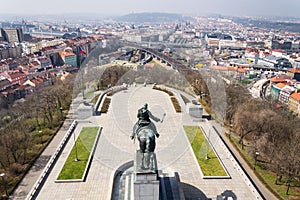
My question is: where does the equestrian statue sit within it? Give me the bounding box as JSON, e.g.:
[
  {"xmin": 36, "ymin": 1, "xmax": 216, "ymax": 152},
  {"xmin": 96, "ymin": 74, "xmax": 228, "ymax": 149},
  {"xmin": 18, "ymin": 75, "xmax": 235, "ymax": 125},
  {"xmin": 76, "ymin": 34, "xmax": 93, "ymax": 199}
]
[{"xmin": 130, "ymin": 103, "xmax": 165, "ymax": 170}]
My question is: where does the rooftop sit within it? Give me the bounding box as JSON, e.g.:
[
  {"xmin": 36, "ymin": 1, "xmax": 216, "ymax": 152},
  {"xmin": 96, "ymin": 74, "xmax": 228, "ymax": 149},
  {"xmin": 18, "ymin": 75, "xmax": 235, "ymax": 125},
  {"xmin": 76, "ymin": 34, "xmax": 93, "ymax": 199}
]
[
  {"xmin": 274, "ymin": 83, "xmax": 286, "ymax": 89},
  {"xmin": 288, "ymin": 68, "xmax": 300, "ymax": 73},
  {"xmin": 269, "ymin": 76, "xmax": 290, "ymax": 83},
  {"xmin": 290, "ymin": 92, "xmax": 300, "ymax": 101},
  {"xmin": 60, "ymin": 51, "xmax": 76, "ymax": 57},
  {"xmin": 210, "ymin": 66, "xmax": 235, "ymax": 71},
  {"xmin": 281, "ymin": 85, "xmax": 295, "ymax": 94}
]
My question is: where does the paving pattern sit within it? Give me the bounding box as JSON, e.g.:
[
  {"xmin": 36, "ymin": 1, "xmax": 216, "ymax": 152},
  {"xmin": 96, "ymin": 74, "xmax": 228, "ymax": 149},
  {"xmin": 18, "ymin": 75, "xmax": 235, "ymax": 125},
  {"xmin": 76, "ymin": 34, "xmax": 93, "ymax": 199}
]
[{"xmin": 34, "ymin": 85, "xmax": 262, "ymax": 200}]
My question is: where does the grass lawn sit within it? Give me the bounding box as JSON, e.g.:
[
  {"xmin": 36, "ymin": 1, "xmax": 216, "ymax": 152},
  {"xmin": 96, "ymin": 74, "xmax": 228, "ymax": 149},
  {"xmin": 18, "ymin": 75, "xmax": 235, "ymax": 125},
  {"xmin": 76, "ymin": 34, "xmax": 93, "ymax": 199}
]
[
  {"xmin": 57, "ymin": 127, "xmax": 99, "ymax": 180},
  {"xmin": 184, "ymin": 126, "xmax": 227, "ymax": 176},
  {"xmin": 231, "ymin": 136, "xmax": 300, "ymax": 199},
  {"xmin": 91, "ymin": 93, "xmax": 100, "ymax": 105},
  {"xmin": 84, "ymin": 90, "xmax": 95, "ymax": 99}
]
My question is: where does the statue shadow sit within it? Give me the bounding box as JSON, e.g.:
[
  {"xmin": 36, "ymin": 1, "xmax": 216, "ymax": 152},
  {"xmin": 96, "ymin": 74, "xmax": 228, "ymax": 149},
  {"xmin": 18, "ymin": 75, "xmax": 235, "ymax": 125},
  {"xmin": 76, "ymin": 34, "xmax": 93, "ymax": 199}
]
[
  {"xmin": 217, "ymin": 190, "xmax": 237, "ymax": 200},
  {"xmin": 202, "ymin": 114, "xmax": 212, "ymax": 120},
  {"xmin": 180, "ymin": 182, "xmax": 211, "ymax": 200}
]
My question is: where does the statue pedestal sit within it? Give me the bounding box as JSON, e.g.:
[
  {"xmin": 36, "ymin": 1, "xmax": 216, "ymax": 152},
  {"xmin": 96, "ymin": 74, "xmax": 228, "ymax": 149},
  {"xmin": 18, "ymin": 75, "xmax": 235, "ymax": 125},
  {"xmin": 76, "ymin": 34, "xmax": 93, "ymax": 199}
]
[{"xmin": 133, "ymin": 150, "xmax": 159, "ymax": 200}]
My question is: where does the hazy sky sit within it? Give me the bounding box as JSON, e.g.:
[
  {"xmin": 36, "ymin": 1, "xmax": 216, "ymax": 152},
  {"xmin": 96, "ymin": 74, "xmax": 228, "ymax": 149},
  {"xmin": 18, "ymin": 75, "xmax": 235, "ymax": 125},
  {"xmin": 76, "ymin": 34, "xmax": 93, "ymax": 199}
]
[{"xmin": 1, "ymin": 0, "xmax": 300, "ymax": 17}]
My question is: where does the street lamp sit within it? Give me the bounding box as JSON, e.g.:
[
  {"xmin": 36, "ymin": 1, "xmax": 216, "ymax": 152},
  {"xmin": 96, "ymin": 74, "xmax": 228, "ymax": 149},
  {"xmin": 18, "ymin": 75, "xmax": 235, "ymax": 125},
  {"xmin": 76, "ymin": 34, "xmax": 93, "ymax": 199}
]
[
  {"xmin": 81, "ymin": 71, "xmax": 85, "ymax": 99},
  {"xmin": 254, "ymin": 151, "xmax": 260, "ymax": 170},
  {"xmin": 200, "ymin": 92, "xmax": 204, "ymax": 100},
  {"xmin": 59, "ymin": 107, "xmax": 63, "ymax": 120},
  {"xmin": 205, "ymin": 127, "xmax": 212, "ymax": 160},
  {"xmin": 73, "ymin": 131, "xmax": 79, "ymax": 162},
  {"xmin": 39, "ymin": 130, "xmax": 43, "ymax": 145},
  {"xmin": 228, "ymin": 119, "xmax": 233, "ymax": 139},
  {"xmin": 0, "ymin": 173, "xmax": 8, "ymax": 198},
  {"xmin": 200, "ymin": 92, "xmax": 207, "ymax": 102}
]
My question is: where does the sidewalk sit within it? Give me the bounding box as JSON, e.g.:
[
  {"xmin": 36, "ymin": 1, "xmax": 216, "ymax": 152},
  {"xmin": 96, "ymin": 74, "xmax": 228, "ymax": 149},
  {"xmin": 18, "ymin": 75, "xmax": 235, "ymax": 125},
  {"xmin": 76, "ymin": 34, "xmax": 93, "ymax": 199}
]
[{"xmin": 211, "ymin": 121, "xmax": 278, "ymax": 200}]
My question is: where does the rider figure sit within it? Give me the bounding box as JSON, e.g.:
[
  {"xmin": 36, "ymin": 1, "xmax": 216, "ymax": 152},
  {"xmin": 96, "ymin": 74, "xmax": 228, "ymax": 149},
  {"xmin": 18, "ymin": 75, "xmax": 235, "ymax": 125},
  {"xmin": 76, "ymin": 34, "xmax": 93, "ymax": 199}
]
[{"xmin": 130, "ymin": 103, "xmax": 160, "ymax": 140}]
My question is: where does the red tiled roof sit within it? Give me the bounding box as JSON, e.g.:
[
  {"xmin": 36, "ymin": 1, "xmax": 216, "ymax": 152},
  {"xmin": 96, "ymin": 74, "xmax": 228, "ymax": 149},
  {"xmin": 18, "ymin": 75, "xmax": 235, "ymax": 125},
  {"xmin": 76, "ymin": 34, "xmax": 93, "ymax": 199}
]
[
  {"xmin": 270, "ymin": 77, "xmax": 288, "ymax": 83},
  {"xmin": 272, "ymin": 49, "xmax": 284, "ymax": 53},
  {"xmin": 17, "ymin": 85, "xmax": 26, "ymax": 90},
  {"xmin": 237, "ymin": 68, "xmax": 247, "ymax": 73},
  {"xmin": 8, "ymin": 72, "xmax": 25, "ymax": 79},
  {"xmin": 290, "ymin": 92, "xmax": 300, "ymax": 101},
  {"xmin": 31, "ymin": 61, "xmax": 40, "ymax": 66},
  {"xmin": 274, "ymin": 83, "xmax": 286, "ymax": 89},
  {"xmin": 0, "ymin": 62, "xmax": 8, "ymax": 66},
  {"xmin": 288, "ymin": 68, "xmax": 300, "ymax": 73},
  {"xmin": 38, "ymin": 57, "xmax": 50, "ymax": 62},
  {"xmin": 236, "ymin": 64, "xmax": 250, "ymax": 68},
  {"xmin": 210, "ymin": 66, "xmax": 235, "ymax": 71},
  {"xmin": 60, "ymin": 51, "xmax": 76, "ymax": 57},
  {"xmin": 43, "ymin": 46, "xmax": 56, "ymax": 51},
  {"xmin": 36, "ymin": 78, "xmax": 44, "ymax": 83}
]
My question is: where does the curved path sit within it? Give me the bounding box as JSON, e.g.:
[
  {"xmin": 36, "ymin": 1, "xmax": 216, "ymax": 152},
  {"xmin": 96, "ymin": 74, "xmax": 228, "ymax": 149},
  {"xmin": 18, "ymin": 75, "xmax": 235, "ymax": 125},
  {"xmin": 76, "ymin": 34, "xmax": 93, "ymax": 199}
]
[{"xmin": 31, "ymin": 85, "xmax": 262, "ymax": 200}]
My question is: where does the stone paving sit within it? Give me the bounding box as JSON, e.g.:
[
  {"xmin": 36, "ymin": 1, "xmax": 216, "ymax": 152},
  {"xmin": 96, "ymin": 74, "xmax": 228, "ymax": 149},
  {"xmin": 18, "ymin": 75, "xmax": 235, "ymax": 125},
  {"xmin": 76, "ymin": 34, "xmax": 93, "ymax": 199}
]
[{"xmin": 34, "ymin": 85, "xmax": 262, "ymax": 200}]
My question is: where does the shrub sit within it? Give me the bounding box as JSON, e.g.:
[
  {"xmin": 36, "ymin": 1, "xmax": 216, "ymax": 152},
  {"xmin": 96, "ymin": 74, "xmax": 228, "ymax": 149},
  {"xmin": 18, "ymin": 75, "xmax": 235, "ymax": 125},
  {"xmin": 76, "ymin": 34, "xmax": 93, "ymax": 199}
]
[
  {"xmin": 171, "ymin": 97, "xmax": 181, "ymax": 113},
  {"xmin": 100, "ymin": 98, "xmax": 111, "ymax": 113},
  {"xmin": 9, "ymin": 163, "xmax": 24, "ymax": 176},
  {"xmin": 153, "ymin": 85, "xmax": 174, "ymax": 96},
  {"xmin": 153, "ymin": 86, "xmax": 181, "ymax": 112},
  {"xmin": 107, "ymin": 87, "xmax": 127, "ymax": 96},
  {"xmin": 91, "ymin": 94, "xmax": 100, "ymax": 104}
]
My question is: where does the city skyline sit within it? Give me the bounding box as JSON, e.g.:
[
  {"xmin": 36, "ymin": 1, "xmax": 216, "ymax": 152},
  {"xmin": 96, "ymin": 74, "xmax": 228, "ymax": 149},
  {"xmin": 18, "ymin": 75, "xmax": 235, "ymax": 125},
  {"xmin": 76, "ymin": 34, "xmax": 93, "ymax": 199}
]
[{"xmin": 1, "ymin": 0, "xmax": 300, "ymax": 18}]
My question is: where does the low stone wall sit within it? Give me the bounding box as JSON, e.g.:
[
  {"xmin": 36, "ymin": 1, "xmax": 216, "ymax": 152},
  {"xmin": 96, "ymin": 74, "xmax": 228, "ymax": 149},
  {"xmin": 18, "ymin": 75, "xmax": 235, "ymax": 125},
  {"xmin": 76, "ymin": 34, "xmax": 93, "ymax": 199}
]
[
  {"xmin": 26, "ymin": 121, "xmax": 78, "ymax": 200},
  {"xmin": 94, "ymin": 85, "xmax": 127, "ymax": 115}
]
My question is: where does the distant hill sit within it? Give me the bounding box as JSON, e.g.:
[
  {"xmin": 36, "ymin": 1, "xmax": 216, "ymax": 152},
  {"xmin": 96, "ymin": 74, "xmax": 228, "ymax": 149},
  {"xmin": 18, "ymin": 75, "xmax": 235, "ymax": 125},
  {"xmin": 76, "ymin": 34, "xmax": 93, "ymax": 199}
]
[
  {"xmin": 0, "ymin": 13, "xmax": 110, "ymax": 22},
  {"xmin": 233, "ymin": 17, "xmax": 300, "ymax": 33},
  {"xmin": 116, "ymin": 12, "xmax": 191, "ymax": 23}
]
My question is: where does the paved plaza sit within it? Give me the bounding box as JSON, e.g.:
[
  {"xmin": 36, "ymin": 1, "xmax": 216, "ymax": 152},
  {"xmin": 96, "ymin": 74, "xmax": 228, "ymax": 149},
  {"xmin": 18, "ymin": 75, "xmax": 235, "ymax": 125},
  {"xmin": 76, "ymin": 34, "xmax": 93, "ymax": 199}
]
[{"xmin": 25, "ymin": 85, "xmax": 262, "ymax": 199}]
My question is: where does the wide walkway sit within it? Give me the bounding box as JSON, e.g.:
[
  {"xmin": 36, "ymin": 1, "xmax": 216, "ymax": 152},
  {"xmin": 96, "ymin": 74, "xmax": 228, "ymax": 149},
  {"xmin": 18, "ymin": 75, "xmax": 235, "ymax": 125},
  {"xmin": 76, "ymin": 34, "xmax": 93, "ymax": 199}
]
[{"xmin": 33, "ymin": 85, "xmax": 263, "ymax": 200}]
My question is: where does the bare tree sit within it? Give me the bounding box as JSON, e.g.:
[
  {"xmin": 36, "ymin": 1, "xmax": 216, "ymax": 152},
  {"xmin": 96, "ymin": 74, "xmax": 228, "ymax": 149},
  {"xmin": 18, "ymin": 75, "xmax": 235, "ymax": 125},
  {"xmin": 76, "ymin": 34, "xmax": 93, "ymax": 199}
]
[
  {"xmin": 281, "ymin": 125, "xmax": 300, "ymax": 194},
  {"xmin": 233, "ymin": 98, "xmax": 274, "ymax": 150},
  {"xmin": 225, "ymin": 84, "xmax": 250, "ymax": 124}
]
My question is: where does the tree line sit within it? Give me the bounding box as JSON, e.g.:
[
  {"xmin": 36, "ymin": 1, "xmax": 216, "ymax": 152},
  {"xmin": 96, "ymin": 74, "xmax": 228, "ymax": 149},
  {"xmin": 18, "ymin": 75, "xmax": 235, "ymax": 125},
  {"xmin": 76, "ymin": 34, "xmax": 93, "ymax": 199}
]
[
  {"xmin": 232, "ymin": 95, "xmax": 300, "ymax": 195},
  {"xmin": 0, "ymin": 74, "xmax": 75, "ymax": 197},
  {"xmin": 176, "ymin": 67, "xmax": 299, "ymax": 197}
]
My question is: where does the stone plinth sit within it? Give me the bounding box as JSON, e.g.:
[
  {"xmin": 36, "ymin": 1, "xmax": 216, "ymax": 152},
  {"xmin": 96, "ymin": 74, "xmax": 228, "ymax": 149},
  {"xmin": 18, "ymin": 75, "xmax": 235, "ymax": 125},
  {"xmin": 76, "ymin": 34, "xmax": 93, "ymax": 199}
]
[
  {"xmin": 77, "ymin": 101, "xmax": 94, "ymax": 119},
  {"xmin": 186, "ymin": 102, "xmax": 203, "ymax": 118},
  {"xmin": 134, "ymin": 150, "xmax": 159, "ymax": 200}
]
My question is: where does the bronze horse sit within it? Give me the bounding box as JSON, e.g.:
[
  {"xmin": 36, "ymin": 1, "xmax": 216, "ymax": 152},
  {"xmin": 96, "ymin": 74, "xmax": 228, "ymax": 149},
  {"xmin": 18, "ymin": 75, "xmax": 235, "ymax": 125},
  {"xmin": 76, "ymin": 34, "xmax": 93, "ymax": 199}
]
[
  {"xmin": 136, "ymin": 125, "xmax": 158, "ymax": 170},
  {"xmin": 131, "ymin": 113, "xmax": 165, "ymax": 170}
]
